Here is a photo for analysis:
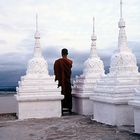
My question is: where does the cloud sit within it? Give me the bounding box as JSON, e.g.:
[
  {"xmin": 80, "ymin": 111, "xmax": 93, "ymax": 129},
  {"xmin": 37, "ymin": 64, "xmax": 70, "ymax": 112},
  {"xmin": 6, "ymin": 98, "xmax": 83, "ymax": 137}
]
[
  {"xmin": 0, "ymin": 0, "xmax": 139, "ymax": 55},
  {"xmin": 0, "ymin": 39, "xmax": 7, "ymax": 45},
  {"xmin": 1, "ymin": 40, "xmax": 140, "ymax": 73},
  {"xmin": 0, "ymin": 2, "xmax": 140, "ymax": 71},
  {"xmin": 0, "ymin": 52, "xmax": 31, "ymax": 71},
  {"xmin": 0, "ymin": 0, "xmax": 140, "ymax": 89},
  {"xmin": 0, "ymin": 40, "xmax": 140, "ymax": 88}
]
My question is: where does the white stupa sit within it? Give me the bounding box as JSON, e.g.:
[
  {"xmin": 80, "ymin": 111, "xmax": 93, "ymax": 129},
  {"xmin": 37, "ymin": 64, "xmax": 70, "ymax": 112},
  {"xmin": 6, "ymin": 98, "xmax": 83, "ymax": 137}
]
[
  {"xmin": 16, "ymin": 15, "xmax": 63, "ymax": 120},
  {"xmin": 72, "ymin": 17, "xmax": 104, "ymax": 115},
  {"xmin": 90, "ymin": 0, "xmax": 140, "ymax": 126}
]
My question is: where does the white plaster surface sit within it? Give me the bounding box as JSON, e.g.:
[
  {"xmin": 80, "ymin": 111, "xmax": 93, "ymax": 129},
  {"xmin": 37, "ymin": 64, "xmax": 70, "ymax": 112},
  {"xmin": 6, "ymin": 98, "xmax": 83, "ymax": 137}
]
[
  {"xmin": 90, "ymin": 3, "xmax": 139, "ymax": 126},
  {"xmin": 134, "ymin": 108, "xmax": 140, "ymax": 133},
  {"xmin": 17, "ymin": 96, "xmax": 63, "ymax": 119},
  {"xmin": 129, "ymin": 89, "xmax": 140, "ymax": 134},
  {"xmin": 72, "ymin": 94, "xmax": 93, "ymax": 115},
  {"xmin": 72, "ymin": 18, "xmax": 104, "ymax": 115},
  {"xmin": 93, "ymin": 100, "xmax": 134, "ymax": 126}
]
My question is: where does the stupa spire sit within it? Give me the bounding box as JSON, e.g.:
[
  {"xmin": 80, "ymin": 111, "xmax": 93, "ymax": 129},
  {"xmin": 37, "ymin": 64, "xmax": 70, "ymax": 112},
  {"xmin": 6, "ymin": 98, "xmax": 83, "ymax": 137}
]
[
  {"xmin": 92, "ymin": 17, "xmax": 95, "ymax": 33},
  {"xmin": 83, "ymin": 17, "xmax": 104, "ymax": 76},
  {"xmin": 90, "ymin": 17, "xmax": 97, "ymax": 58},
  {"xmin": 118, "ymin": 0, "xmax": 128, "ymax": 50},
  {"xmin": 36, "ymin": 13, "xmax": 38, "ymax": 32},
  {"xmin": 120, "ymin": 0, "xmax": 122, "ymax": 18},
  {"xmin": 34, "ymin": 13, "xmax": 42, "ymax": 57}
]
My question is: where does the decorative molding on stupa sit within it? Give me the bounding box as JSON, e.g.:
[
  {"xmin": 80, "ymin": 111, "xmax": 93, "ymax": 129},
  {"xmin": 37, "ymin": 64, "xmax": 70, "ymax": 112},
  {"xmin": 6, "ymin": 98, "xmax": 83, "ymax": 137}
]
[
  {"xmin": 83, "ymin": 17, "xmax": 104, "ymax": 77},
  {"xmin": 26, "ymin": 14, "xmax": 49, "ymax": 76},
  {"xmin": 91, "ymin": 0, "xmax": 139, "ymax": 101},
  {"xmin": 109, "ymin": 0, "xmax": 138, "ymax": 76},
  {"xmin": 72, "ymin": 17, "xmax": 104, "ymax": 94},
  {"xmin": 16, "ymin": 14, "xmax": 61, "ymax": 96}
]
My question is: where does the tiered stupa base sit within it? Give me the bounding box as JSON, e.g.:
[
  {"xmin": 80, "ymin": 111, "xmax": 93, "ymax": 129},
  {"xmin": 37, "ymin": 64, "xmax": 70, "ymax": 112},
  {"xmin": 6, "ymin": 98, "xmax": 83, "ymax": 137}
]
[
  {"xmin": 72, "ymin": 93, "xmax": 93, "ymax": 115},
  {"xmin": 16, "ymin": 75, "xmax": 63, "ymax": 120},
  {"xmin": 72, "ymin": 75, "xmax": 100, "ymax": 115},
  {"xmin": 90, "ymin": 73, "xmax": 140, "ymax": 126},
  {"xmin": 72, "ymin": 17, "xmax": 104, "ymax": 115},
  {"xmin": 92, "ymin": 97, "xmax": 134, "ymax": 126},
  {"xmin": 129, "ymin": 89, "xmax": 140, "ymax": 133},
  {"xmin": 17, "ymin": 95, "xmax": 63, "ymax": 119}
]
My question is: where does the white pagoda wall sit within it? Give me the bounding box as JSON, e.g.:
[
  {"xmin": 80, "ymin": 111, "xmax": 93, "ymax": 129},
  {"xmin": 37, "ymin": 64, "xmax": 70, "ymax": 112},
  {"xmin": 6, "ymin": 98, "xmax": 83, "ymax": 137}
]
[
  {"xmin": 90, "ymin": 1, "xmax": 140, "ymax": 126},
  {"xmin": 129, "ymin": 89, "xmax": 140, "ymax": 133},
  {"xmin": 16, "ymin": 16, "xmax": 63, "ymax": 120}
]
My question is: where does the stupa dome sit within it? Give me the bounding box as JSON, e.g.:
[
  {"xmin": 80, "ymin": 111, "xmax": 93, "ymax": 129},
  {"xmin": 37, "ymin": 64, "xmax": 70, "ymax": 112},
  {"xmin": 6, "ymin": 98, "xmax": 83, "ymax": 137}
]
[
  {"xmin": 27, "ymin": 57, "xmax": 49, "ymax": 75},
  {"xmin": 83, "ymin": 57, "xmax": 104, "ymax": 75},
  {"xmin": 110, "ymin": 50, "xmax": 138, "ymax": 74}
]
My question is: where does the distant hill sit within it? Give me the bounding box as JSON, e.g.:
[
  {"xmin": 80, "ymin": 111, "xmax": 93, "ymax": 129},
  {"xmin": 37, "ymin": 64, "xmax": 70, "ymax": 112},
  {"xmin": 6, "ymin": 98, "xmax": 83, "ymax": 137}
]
[
  {"xmin": 0, "ymin": 69, "xmax": 83, "ymax": 91},
  {"xmin": 0, "ymin": 70, "xmax": 26, "ymax": 91}
]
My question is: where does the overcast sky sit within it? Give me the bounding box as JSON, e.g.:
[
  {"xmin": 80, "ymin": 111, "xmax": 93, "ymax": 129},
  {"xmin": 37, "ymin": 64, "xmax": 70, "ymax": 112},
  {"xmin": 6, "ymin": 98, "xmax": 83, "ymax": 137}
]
[
  {"xmin": 0, "ymin": 0, "xmax": 140, "ymax": 87},
  {"xmin": 0, "ymin": 0, "xmax": 140, "ymax": 73},
  {"xmin": 0, "ymin": 0, "xmax": 140, "ymax": 55}
]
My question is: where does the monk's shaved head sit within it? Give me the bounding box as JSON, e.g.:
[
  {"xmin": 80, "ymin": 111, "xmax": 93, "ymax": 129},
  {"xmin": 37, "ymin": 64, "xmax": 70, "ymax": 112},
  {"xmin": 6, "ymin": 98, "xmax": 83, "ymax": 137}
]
[{"xmin": 61, "ymin": 48, "xmax": 68, "ymax": 56}]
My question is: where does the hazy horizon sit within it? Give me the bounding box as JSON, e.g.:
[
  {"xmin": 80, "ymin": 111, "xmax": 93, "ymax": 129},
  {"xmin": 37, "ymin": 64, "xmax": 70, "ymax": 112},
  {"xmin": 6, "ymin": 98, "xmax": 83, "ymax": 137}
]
[{"xmin": 1, "ymin": 42, "xmax": 140, "ymax": 91}]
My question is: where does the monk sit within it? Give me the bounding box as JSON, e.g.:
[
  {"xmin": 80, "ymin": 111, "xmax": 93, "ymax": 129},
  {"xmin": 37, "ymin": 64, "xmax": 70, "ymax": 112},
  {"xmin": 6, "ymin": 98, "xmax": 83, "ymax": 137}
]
[{"xmin": 54, "ymin": 48, "xmax": 73, "ymax": 114}]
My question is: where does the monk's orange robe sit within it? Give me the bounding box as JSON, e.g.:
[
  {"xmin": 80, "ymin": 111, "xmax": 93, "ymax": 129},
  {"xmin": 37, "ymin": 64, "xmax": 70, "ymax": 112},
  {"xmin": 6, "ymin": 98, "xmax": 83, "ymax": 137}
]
[{"xmin": 54, "ymin": 57, "xmax": 72, "ymax": 110}]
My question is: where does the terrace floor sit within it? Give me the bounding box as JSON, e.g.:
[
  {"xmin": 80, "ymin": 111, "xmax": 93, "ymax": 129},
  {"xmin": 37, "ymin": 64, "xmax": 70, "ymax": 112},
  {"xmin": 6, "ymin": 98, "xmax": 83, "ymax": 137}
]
[{"xmin": 0, "ymin": 113, "xmax": 140, "ymax": 140}]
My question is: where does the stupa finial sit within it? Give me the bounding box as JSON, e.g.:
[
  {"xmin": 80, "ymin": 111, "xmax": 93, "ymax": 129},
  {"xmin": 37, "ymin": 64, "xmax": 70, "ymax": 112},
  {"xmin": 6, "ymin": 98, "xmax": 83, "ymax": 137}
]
[
  {"xmin": 120, "ymin": 0, "xmax": 123, "ymax": 18},
  {"xmin": 34, "ymin": 13, "xmax": 42, "ymax": 57},
  {"xmin": 92, "ymin": 17, "xmax": 95, "ymax": 34},
  {"xmin": 36, "ymin": 13, "xmax": 38, "ymax": 32},
  {"xmin": 34, "ymin": 13, "xmax": 40, "ymax": 39},
  {"xmin": 118, "ymin": 0, "xmax": 128, "ymax": 50},
  {"xmin": 90, "ymin": 16, "xmax": 97, "ymax": 58}
]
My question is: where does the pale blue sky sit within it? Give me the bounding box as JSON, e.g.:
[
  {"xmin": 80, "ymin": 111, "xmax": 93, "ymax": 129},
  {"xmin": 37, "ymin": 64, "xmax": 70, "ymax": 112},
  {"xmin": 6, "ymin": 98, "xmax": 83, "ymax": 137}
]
[{"xmin": 0, "ymin": 0, "xmax": 140, "ymax": 55}]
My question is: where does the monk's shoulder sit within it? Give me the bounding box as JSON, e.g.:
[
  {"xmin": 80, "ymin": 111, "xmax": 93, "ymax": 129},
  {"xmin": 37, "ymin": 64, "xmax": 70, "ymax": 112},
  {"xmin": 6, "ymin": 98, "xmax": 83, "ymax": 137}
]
[
  {"xmin": 67, "ymin": 58, "xmax": 73, "ymax": 64},
  {"xmin": 55, "ymin": 58, "xmax": 61, "ymax": 64}
]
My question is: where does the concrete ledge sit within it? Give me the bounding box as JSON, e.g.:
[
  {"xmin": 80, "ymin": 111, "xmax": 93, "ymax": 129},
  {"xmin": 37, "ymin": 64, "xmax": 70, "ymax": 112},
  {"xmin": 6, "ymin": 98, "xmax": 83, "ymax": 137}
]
[
  {"xmin": 129, "ymin": 100, "xmax": 140, "ymax": 108},
  {"xmin": 16, "ymin": 95, "xmax": 64, "ymax": 102},
  {"xmin": 90, "ymin": 96, "xmax": 131, "ymax": 104}
]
